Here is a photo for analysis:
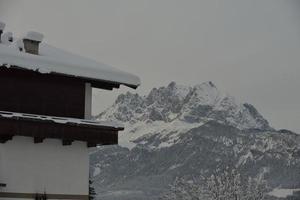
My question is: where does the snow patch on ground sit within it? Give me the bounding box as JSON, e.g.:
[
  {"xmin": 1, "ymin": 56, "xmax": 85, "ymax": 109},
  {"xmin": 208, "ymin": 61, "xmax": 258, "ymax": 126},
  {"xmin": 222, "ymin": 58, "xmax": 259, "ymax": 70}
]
[
  {"xmin": 119, "ymin": 120, "xmax": 202, "ymax": 150},
  {"xmin": 93, "ymin": 167, "xmax": 101, "ymax": 177},
  {"xmin": 268, "ymin": 188, "xmax": 300, "ymax": 198},
  {"xmin": 98, "ymin": 190, "xmax": 144, "ymax": 198}
]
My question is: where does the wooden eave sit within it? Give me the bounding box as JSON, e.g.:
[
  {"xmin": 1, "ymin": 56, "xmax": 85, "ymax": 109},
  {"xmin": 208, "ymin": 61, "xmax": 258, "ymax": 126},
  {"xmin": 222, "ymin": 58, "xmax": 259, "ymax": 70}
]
[
  {"xmin": 0, "ymin": 112, "xmax": 123, "ymax": 147},
  {"xmin": 54, "ymin": 71, "xmax": 139, "ymax": 90},
  {"xmin": 3, "ymin": 65, "xmax": 138, "ymax": 90}
]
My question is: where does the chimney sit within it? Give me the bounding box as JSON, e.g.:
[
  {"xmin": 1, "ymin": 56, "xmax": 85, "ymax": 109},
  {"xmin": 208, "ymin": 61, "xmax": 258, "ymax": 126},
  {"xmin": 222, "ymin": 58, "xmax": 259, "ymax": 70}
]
[
  {"xmin": 0, "ymin": 21, "xmax": 6, "ymax": 43},
  {"xmin": 23, "ymin": 31, "xmax": 44, "ymax": 55}
]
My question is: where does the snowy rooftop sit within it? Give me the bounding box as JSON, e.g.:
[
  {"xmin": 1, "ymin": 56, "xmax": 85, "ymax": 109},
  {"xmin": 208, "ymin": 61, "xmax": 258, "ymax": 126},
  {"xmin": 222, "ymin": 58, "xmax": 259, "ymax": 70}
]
[
  {"xmin": 0, "ymin": 110, "xmax": 124, "ymax": 129},
  {"xmin": 0, "ymin": 28, "xmax": 140, "ymax": 89}
]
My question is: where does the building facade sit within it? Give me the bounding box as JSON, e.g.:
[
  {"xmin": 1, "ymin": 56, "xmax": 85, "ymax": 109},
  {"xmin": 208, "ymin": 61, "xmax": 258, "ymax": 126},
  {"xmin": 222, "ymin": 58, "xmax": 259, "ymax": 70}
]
[{"xmin": 0, "ymin": 22, "xmax": 140, "ymax": 200}]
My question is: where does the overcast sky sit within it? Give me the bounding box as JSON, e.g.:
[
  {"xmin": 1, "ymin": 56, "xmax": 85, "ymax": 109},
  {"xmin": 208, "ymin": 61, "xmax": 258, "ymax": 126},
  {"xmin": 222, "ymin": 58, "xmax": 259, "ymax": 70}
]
[{"xmin": 0, "ymin": 0, "xmax": 299, "ymax": 133}]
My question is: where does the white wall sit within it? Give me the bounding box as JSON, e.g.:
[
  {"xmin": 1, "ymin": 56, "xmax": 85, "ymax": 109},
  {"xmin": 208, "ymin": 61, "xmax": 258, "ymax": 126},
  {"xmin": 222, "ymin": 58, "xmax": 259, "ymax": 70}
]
[{"xmin": 0, "ymin": 136, "xmax": 89, "ymax": 199}]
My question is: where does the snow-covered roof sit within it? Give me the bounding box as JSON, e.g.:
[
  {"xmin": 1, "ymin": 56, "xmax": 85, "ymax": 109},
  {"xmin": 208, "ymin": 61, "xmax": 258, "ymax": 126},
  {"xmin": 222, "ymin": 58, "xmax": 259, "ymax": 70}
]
[
  {"xmin": 0, "ymin": 110, "xmax": 124, "ymax": 129},
  {"xmin": 0, "ymin": 40, "xmax": 140, "ymax": 89}
]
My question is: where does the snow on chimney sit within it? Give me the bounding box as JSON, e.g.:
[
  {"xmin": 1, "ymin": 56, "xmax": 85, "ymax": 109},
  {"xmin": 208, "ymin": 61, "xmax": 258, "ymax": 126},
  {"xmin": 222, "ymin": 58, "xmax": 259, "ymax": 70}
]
[
  {"xmin": 23, "ymin": 31, "xmax": 44, "ymax": 55},
  {"xmin": 0, "ymin": 21, "xmax": 6, "ymax": 43}
]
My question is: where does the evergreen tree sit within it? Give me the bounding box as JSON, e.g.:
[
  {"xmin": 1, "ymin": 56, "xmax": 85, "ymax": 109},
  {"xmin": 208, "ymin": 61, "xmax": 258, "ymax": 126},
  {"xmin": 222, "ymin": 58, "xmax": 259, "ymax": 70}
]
[{"xmin": 89, "ymin": 179, "xmax": 96, "ymax": 200}]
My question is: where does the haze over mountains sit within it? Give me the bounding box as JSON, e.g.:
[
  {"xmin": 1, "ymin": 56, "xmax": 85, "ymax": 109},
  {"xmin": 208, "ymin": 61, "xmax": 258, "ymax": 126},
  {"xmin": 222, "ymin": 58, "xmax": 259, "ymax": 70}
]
[{"xmin": 90, "ymin": 82, "xmax": 300, "ymax": 200}]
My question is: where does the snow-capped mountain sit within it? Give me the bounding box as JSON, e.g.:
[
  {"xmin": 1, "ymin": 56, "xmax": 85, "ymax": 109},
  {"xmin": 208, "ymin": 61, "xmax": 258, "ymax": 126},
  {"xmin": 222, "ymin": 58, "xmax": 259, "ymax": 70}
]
[
  {"xmin": 97, "ymin": 81, "xmax": 271, "ymax": 149},
  {"xmin": 98, "ymin": 81, "xmax": 270, "ymax": 130},
  {"xmin": 91, "ymin": 82, "xmax": 300, "ymax": 200}
]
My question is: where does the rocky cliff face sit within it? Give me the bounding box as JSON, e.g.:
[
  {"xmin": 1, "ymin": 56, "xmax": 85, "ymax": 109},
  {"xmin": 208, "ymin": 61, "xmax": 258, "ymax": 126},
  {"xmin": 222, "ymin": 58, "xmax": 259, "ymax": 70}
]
[
  {"xmin": 99, "ymin": 81, "xmax": 270, "ymax": 129},
  {"xmin": 91, "ymin": 82, "xmax": 300, "ymax": 200}
]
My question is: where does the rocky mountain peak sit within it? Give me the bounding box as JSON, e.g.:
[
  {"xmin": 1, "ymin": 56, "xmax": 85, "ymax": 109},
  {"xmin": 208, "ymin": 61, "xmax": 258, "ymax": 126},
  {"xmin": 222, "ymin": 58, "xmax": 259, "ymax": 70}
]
[
  {"xmin": 97, "ymin": 82, "xmax": 271, "ymax": 131},
  {"xmin": 146, "ymin": 82, "xmax": 191, "ymax": 104}
]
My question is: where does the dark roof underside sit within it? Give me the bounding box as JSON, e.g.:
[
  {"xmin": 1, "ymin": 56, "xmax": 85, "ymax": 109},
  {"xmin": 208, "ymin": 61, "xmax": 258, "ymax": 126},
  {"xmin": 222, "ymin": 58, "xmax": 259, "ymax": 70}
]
[
  {"xmin": 4, "ymin": 65, "xmax": 137, "ymax": 90},
  {"xmin": 0, "ymin": 113, "xmax": 123, "ymax": 147}
]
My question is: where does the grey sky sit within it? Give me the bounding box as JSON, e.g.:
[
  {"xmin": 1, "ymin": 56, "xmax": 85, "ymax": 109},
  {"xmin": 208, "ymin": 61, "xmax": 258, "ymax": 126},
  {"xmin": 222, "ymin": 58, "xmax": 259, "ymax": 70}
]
[{"xmin": 0, "ymin": 0, "xmax": 299, "ymax": 133}]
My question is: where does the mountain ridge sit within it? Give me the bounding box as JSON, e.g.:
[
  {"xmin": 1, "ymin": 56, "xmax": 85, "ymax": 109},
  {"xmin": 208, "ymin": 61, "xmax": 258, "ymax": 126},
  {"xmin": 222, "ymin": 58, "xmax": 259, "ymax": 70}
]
[
  {"xmin": 98, "ymin": 81, "xmax": 271, "ymax": 130},
  {"xmin": 97, "ymin": 81, "xmax": 273, "ymax": 149},
  {"xmin": 91, "ymin": 82, "xmax": 300, "ymax": 200},
  {"xmin": 90, "ymin": 121, "xmax": 300, "ymax": 200}
]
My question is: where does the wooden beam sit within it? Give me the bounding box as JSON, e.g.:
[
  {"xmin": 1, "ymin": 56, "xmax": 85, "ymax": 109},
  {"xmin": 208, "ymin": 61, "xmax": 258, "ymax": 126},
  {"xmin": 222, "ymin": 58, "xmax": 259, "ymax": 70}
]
[
  {"xmin": 87, "ymin": 142, "xmax": 97, "ymax": 148},
  {"xmin": 62, "ymin": 139, "xmax": 73, "ymax": 146},
  {"xmin": 90, "ymin": 80, "xmax": 119, "ymax": 90},
  {"xmin": 34, "ymin": 137, "xmax": 45, "ymax": 143},
  {"xmin": 0, "ymin": 192, "xmax": 89, "ymax": 200},
  {"xmin": 0, "ymin": 135, "xmax": 13, "ymax": 143},
  {"xmin": 0, "ymin": 117, "xmax": 120, "ymax": 147},
  {"xmin": 0, "ymin": 183, "xmax": 6, "ymax": 187}
]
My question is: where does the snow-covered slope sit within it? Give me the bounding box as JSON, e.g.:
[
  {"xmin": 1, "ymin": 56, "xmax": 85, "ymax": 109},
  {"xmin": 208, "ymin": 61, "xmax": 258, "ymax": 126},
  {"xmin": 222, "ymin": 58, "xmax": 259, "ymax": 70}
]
[
  {"xmin": 90, "ymin": 122, "xmax": 300, "ymax": 200},
  {"xmin": 97, "ymin": 81, "xmax": 271, "ymax": 149},
  {"xmin": 91, "ymin": 82, "xmax": 300, "ymax": 200}
]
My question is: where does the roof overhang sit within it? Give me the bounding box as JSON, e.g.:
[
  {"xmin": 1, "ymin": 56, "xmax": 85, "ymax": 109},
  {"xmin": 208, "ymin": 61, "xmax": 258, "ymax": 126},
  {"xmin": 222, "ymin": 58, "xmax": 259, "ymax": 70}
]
[
  {"xmin": 0, "ymin": 111, "xmax": 124, "ymax": 147},
  {"xmin": 0, "ymin": 43, "xmax": 141, "ymax": 90},
  {"xmin": 4, "ymin": 65, "xmax": 137, "ymax": 90}
]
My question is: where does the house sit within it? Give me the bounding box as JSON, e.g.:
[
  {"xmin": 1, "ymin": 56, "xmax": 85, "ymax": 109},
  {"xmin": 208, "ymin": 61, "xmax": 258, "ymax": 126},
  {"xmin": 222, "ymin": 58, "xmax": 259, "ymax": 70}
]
[{"xmin": 0, "ymin": 21, "xmax": 140, "ymax": 200}]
